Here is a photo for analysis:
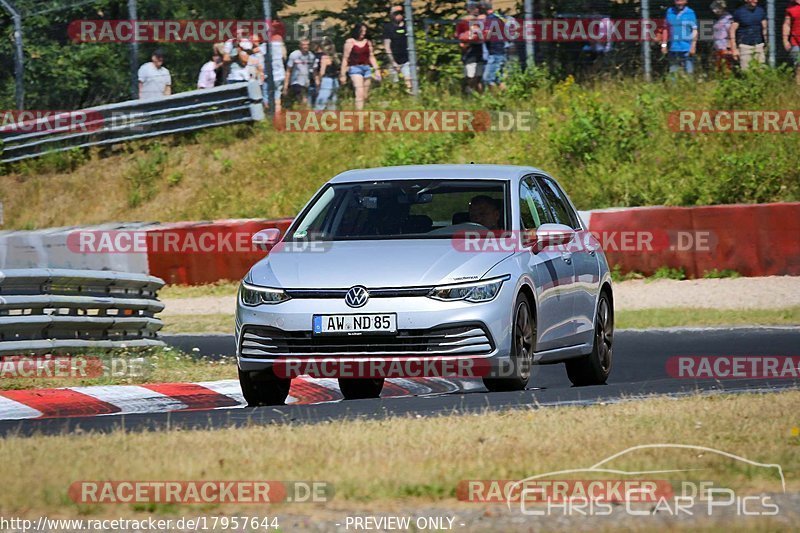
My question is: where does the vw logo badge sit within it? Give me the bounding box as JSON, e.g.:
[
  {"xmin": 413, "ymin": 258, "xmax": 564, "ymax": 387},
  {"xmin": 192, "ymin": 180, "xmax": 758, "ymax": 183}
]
[{"xmin": 345, "ymin": 286, "xmax": 369, "ymax": 308}]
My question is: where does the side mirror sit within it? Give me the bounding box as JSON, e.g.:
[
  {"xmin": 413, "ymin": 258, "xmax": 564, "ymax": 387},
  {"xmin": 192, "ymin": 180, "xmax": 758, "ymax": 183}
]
[
  {"xmin": 527, "ymin": 223, "xmax": 575, "ymax": 253},
  {"xmin": 252, "ymin": 228, "xmax": 282, "ymax": 251}
]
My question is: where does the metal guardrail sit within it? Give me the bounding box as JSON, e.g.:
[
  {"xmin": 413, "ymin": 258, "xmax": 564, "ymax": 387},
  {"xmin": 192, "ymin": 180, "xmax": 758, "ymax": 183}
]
[
  {"xmin": 0, "ymin": 268, "xmax": 165, "ymax": 355},
  {"xmin": 0, "ymin": 81, "xmax": 264, "ymax": 164}
]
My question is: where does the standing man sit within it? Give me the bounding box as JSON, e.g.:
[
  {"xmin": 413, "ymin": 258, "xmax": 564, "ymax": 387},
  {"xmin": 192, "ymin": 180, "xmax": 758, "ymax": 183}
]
[
  {"xmin": 138, "ymin": 49, "xmax": 171, "ymax": 99},
  {"xmin": 661, "ymin": 0, "xmax": 699, "ymax": 75},
  {"xmin": 458, "ymin": 1, "xmax": 487, "ymax": 94},
  {"xmin": 481, "ymin": 1, "xmax": 507, "ymax": 90},
  {"xmin": 730, "ymin": 0, "xmax": 768, "ymax": 69},
  {"xmin": 784, "ymin": 0, "xmax": 800, "ymax": 84},
  {"xmin": 284, "ymin": 39, "xmax": 315, "ymax": 107},
  {"xmin": 383, "ymin": 5, "xmax": 411, "ymax": 92}
]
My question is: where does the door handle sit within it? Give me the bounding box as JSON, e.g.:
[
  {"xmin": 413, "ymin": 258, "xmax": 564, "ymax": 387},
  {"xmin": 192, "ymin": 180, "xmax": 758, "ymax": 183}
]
[{"xmin": 561, "ymin": 252, "xmax": 572, "ymax": 264}]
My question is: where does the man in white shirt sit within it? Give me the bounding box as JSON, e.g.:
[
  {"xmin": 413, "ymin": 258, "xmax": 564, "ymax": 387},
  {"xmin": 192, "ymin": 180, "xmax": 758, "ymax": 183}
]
[{"xmin": 138, "ymin": 49, "xmax": 172, "ymax": 99}]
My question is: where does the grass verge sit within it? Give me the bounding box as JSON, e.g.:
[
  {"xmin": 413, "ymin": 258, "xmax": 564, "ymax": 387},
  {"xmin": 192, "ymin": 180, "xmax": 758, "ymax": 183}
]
[
  {"xmin": 0, "ymin": 348, "xmax": 236, "ymax": 391},
  {"xmin": 159, "ymin": 281, "xmax": 239, "ymax": 299},
  {"xmin": 615, "ymin": 307, "xmax": 800, "ymax": 329},
  {"xmin": 0, "ymin": 391, "xmax": 797, "ymax": 516},
  {"xmin": 158, "ymin": 307, "xmax": 800, "ymax": 334}
]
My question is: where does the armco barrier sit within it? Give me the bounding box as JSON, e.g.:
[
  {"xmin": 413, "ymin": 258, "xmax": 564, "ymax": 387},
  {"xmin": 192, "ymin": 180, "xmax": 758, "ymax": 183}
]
[
  {"xmin": 588, "ymin": 202, "xmax": 800, "ymax": 278},
  {"xmin": 0, "ymin": 268, "xmax": 165, "ymax": 355},
  {"xmin": 144, "ymin": 218, "xmax": 294, "ymax": 285}
]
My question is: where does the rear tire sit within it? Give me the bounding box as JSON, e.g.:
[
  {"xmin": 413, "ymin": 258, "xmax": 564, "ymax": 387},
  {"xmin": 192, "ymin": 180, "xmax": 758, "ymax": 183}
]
[
  {"xmin": 566, "ymin": 292, "xmax": 613, "ymax": 386},
  {"xmin": 238, "ymin": 367, "xmax": 291, "ymax": 406},
  {"xmin": 338, "ymin": 378, "xmax": 385, "ymax": 400},
  {"xmin": 483, "ymin": 292, "xmax": 535, "ymax": 392}
]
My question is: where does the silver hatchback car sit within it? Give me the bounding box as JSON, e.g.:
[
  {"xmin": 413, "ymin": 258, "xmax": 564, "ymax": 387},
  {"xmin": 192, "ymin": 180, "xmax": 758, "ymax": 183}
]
[{"xmin": 236, "ymin": 165, "xmax": 613, "ymax": 405}]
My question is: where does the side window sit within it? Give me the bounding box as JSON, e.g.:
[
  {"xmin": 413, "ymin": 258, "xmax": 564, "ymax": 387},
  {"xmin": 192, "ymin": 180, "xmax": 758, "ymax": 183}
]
[
  {"xmin": 536, "ymin": 177, "xmax": 581, "ymax": 229},
  {"xmin": 519, "ymin": 177, "xmax": 553, "ymax": 230}
]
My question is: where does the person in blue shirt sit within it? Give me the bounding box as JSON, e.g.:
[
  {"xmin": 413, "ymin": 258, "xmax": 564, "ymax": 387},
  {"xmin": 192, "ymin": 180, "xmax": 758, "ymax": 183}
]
[
  {"xmin": 661, "ymin": 0, "xmax": 699, "ymax": 74},
  {"xmin": 729, "ymin": 0, "xmax": 768, "ymax": 69}
]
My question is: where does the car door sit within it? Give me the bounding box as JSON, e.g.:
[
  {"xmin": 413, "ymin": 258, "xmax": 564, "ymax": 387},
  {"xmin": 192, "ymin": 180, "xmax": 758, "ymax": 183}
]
[
  {"xmin": 536, "ymin": 175, "xmax": 600, "ymax": 347},
  {"xmin": 519, "ymin": 176, "xmax": 578, "ymax": 351}
]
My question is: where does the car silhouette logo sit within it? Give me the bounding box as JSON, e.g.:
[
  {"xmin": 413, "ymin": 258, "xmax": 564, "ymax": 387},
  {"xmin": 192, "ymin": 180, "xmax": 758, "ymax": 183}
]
[{"xmin": 345, "ymin": 286, "xmax": 369, "ymax": 308}]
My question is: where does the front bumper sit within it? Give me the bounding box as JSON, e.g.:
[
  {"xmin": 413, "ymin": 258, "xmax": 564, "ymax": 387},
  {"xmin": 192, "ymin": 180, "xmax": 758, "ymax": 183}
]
[{"xmin": 235, "ymin": 286, "xmax": 515, "ymax": 372}]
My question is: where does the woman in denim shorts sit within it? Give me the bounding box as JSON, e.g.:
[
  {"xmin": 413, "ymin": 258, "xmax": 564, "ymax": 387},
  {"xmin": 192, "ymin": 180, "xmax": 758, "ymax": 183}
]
[{"xmin": 340, "ymin": 23, "xmax": 381, "ymax": 110}]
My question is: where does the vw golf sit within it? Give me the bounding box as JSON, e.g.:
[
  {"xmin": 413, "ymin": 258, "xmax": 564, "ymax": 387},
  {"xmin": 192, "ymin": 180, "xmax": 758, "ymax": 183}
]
[{"xmin": 236, "ymin": 165, "xmax": 614, "ymax": 405}]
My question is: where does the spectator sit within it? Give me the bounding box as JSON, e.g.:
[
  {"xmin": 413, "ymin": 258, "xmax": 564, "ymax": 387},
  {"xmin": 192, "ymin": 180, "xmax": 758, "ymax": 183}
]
[
  {"xmin": 197, "ymin": 52, "xmax": 222, "ymax": 89},
  {"xmin": 784, "ymin": 0, "xmax": 800, "ymax": 84},
  {"xmin": 383, "ymin": 6, "xmax": 412, "ymax": 92},
  {"xmin": 315, "ymin": 37, "xmax": 341, "ymax": 110},
  {"xmin": 138, "ymin": 49, "xmax": 171, "ymax": 99},
  {"xmin": 285, "ymin": 39, "xmax": 316, "ymax": 107},
  {"xmin": 458, "ymin": 1, "xmax": 486, "ymax": 93},
  {"xmin": 212, "ymin": 42, "xmax": 228, "ymax": 85},
  {"xmin": 309, "ymin": 41, "xmax": 323, "ymax": 107},
  {"xmin": 248, "ymin": 34, "xmax": 265, "ymax": 84},
  {"xmin": 711, "ymin": 0, "xmax": 735, "ymax": 73},
  {"xmin": 661, "ymin": 0, "xmax": 699, "ymax": 75},
  {"xmin": 730, "ymin": 0, "xmax": 768, "ymax": 69},
  {"xmin": 263, "ymin": 32, "xmax": 287, "ymax": 113},
  {"xmin": 481, "ymin": 1, "xmax": 507, "ymax": 90},
  {"xmin": 340, "ymin": 23, "xmax": 381, "ymax": 110},
  {"xmin": 226, "ymin": 40, "xmax": 253, "ymax": 84}
]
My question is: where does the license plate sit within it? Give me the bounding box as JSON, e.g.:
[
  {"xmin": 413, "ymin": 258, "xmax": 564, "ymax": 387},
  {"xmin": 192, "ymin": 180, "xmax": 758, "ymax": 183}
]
[{"xmin": 313, "ymin": 314, "xmax": 397, "ymax": 335}]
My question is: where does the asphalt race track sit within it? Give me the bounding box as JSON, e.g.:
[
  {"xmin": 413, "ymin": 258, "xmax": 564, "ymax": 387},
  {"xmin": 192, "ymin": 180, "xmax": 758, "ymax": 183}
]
[{"xmin": 1, "ymin": 327, "xmax": 798, "ymax": 437}]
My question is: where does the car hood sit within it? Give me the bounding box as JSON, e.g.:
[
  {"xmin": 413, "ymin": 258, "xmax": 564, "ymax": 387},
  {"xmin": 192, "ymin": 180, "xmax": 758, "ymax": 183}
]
[{"xmin": 247, "ymin": 240, "xmax": 513, "ymax": 288}]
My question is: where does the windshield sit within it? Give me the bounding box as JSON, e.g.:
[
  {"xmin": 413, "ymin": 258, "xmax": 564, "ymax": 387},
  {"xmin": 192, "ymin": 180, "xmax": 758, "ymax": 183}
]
[{"xmin": 290, "ymin": 180, "xmax": 509, "ymax": 240}]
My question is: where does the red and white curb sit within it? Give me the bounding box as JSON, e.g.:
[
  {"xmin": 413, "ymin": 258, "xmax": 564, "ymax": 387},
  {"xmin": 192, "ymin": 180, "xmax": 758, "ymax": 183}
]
[{"xmin": 0, "ymin": 377, "xmax": 482, "ymax": 421}]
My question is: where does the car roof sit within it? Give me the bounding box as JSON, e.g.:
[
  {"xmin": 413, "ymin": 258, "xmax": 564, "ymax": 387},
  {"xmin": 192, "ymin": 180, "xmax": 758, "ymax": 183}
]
[{"xmin": 328, "ymin": 164, "xmax": 547, "ymax": 183}]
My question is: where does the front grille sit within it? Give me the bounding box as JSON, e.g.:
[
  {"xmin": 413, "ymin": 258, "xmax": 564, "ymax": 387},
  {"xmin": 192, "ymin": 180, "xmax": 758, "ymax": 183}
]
[
  {"xmin": 284, "ymin": 287, "xmax": 433, "ymax": 298},
  {"xmin": 239, "ymin": 324, "xmax": 494, "ymax": 358}
]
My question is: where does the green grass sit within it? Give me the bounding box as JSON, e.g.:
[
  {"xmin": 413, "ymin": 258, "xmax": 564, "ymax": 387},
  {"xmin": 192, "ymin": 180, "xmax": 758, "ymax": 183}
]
[
  {"xmin": 2, "ymin": 70, "xmax": 799, "ymax": 230},
  {"xmin": 616, "ymin": 307, "xmax": 800, "ymax": 329},
  {"xmin": 160, "ymin": 313, "xmax": 235, "ymax": 334},
  {"xmin": 0, "ymin": 347, "xmax": 236, "ymax": 391},
  {"xmin": 159, "ymin": 307, "xmax": 800, "ymax": 334},
  {"xmin": 159, "ymin": 281, "xmax": 239, "ymax": 299},
  {"xmin": 1, "ymin": 391, "xmax": 798, "ymax": 516}
]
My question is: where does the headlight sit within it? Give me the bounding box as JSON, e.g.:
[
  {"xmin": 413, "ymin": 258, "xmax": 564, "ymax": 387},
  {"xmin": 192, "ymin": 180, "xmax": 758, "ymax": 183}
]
[
  {"xmin": 428, "ymin": 275, "xmax": 510, "ymax": 303},
  {"xmin": 239, "ymin": 282, "xmax": 290, "ymax": 306}
]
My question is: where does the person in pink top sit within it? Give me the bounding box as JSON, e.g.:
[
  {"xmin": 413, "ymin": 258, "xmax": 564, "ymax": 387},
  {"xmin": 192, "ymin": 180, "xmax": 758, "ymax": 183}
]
[{"xmin": 340, "ymin": 22, "xmax": 381, "ymax": 110}]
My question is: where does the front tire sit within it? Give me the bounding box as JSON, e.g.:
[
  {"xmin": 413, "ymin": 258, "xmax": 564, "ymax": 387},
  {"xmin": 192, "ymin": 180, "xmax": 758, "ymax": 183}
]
[
  {"xmin": 338, "ymin": 378, "xmax": 384, "ymax": 400},
  {"xmin": 483, "ymin": 293, "xmax": 535, "ymax": 392},
  {"xmin": 239, "ymin": 367, "xmax": 291, "ymax": 406},
  {"xmin": 566, "ymin": 292, "xmax": 613, "ymax": 386}
]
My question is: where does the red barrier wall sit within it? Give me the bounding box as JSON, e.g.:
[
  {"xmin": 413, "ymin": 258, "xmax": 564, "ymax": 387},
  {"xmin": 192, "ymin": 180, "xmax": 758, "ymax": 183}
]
[
  {"xmin": 141, "ymin": 202, "xmax": 799, "ymax": 285},
  {"xmin": 145, "ymin": 218, "xmax": 293, "ymax": 285},
  {"xmin": 589, "ymin": 203, "xmax": 800, "ymax": 278}
]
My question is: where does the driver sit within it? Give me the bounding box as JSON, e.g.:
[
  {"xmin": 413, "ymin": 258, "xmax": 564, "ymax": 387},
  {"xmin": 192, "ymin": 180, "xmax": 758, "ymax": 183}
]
[{"xmin": 468, "ymin": 195, "xmax": 501, "ymax": 230}]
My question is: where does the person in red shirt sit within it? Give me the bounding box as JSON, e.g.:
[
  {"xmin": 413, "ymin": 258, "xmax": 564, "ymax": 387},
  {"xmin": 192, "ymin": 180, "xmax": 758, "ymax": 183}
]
[{"xmin": 784, "ymin": 0, "xmax": 800, "ymax": 84}]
